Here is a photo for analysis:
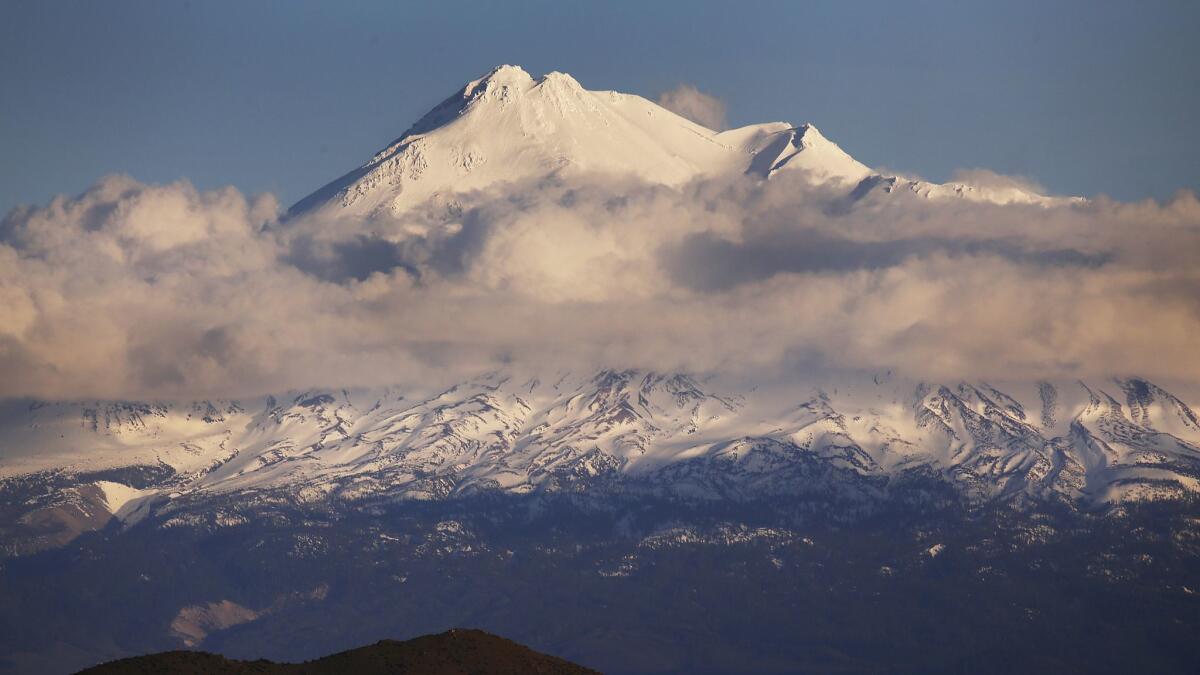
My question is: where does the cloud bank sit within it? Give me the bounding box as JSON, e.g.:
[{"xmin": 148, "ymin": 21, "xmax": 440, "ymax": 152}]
[
  {"xmin": 655, "ymin": 84, "xmax": 728, "ymax": 131},
  {"xmin": 2, "ymin": 171, "xmax": 1200, "ymax": 400}
]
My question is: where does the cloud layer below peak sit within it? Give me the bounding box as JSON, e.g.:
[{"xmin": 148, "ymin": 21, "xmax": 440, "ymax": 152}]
[{"xmin": 2, "ymin": 171, "xmax": 1199, "ymax": 401}]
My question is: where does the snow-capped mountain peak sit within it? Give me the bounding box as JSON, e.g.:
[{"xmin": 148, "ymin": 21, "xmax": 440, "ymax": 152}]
[
  {"xmin": 287, "ymin": 65, "xmax": 1062, "ymax": 220},
  {"xmin": 744, "ymin": 122, "xmax": 873, "ymax": 184},
  {"xmin": 288, "ymin": 65, "xmax": 738, "ymax": 219},
  {"xmin": 466, "ymin": 63, "xmax": 535, "ymax": 92}
]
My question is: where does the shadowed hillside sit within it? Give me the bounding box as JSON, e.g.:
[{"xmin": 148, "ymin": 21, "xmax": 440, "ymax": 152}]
[{"xmin": 77, "ymin": 629, "xmax": 599, "ymax": 675}]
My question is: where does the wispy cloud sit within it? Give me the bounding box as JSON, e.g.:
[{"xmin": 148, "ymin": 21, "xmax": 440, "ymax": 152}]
[{"xmin": 655, "ymin": 84, "xmax": 727, "ymax": 131}]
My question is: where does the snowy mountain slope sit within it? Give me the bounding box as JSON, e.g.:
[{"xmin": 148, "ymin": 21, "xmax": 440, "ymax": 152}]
[
  {"xmin": 287, "ymin": 65, "xmax": 1062, "ymax": 220},
  {"xmin": 4, "ymin": 372, "xmax": 1199, "ymax": 556},
  {"xmin": 848, "ymin": 172, "xmax": 1084, "ymax": 206},
  {"xmin": 742, "ymin": 123, "xmax": 873, "ymax": 184},
  {"xmin": 0, "ymin": 399, "xmax": 245, "ymax": 479},
  {"xmin": 288, "ymin": 66, "xmax": 743, "ymax": 220}
]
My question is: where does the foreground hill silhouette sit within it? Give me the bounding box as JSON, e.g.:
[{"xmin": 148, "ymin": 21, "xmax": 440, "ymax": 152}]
[{"xmin": 78, "ymin": 629, "xmax": 600, "ymax": 674}]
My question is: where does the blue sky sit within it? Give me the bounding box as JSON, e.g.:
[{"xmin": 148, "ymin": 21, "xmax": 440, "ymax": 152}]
[{"xmin": 2, "ymin": 0, "xmax": 1197, "ymax": 213}]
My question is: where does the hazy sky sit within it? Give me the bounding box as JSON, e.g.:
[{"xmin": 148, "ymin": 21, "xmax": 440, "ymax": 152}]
[{"xmin": 1, "ymin": 0, "xmax": 1198, "ymax": 214}]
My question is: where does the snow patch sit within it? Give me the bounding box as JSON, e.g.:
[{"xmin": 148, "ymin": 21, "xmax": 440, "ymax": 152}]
[{"xmin": 94, "ymin": 480, "xmax": 151, "ymax": 515}]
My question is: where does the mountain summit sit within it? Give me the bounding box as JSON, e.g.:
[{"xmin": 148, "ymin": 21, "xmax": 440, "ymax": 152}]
[{"xmin": 288, "ymin": 65, "xmax": 1059, "ymax": 220}]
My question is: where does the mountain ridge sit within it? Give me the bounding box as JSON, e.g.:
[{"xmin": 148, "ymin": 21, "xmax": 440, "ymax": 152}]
[{"xmin": 4, "ymin": 371, "xmax": 1199, "ymax": 558}]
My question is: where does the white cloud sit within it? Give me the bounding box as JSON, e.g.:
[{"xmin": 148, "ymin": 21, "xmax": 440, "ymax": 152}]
[
  {"xmin": 655, "ymin": 84, "xmax": 728, "ymax": 131},
  {"xmin": 949, "ymin": 167, "xmax": 1046, "ymax": 195},
  {"xmin": 2, "ymin": 171, "xmax": 1199, "ymax": 401}
]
